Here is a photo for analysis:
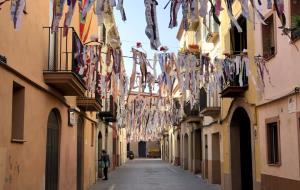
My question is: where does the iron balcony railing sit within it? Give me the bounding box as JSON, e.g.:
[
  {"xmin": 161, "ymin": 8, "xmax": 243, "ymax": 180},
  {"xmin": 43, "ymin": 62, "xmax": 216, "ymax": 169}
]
[
  {"xmin": 183, "ymin": 99, "xmax": 200, "ymax": 117},
  {"xmin": 100, "ymin": 95, "xmax": 117, "ymax": 117},
  {"xmin": 220, "ymin": 55, "xmax": 249, "ymax": 91},
  {"xmin": 44, "ymin": 26, "xmax": 85, "ymax": 85}
]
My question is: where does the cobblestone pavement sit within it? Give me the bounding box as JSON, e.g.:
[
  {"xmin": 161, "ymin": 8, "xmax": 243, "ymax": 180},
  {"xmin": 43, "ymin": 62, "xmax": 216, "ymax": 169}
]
[{"xmin": 90, "ymin": 159, "xmax": 221, "ymax": 190}]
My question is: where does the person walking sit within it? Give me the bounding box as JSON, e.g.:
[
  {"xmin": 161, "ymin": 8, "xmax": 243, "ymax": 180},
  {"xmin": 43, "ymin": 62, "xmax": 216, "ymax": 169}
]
[{"xmin": 100, "ymin": 150, "xmax": 110, "ymax": 180}]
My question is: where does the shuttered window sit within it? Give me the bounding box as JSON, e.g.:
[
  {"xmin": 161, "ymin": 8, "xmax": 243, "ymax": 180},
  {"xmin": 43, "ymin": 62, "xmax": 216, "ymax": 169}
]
[
  {"xmin": 262, "ymin": 14, "xmax": 276, "ymax": 60},
  {"xmin": 291, "ymin": 0, "xmax": 300, "ymax": 41},
  {"xmin": 266, "ymin": 120, "xmax": 281, "ymax": 165}
]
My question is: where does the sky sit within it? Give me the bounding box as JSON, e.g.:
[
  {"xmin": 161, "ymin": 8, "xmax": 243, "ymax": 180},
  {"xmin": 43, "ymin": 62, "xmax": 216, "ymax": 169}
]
[{"xmin": 114, "ymin": 0, "xmax": 182, "ymax": 77}]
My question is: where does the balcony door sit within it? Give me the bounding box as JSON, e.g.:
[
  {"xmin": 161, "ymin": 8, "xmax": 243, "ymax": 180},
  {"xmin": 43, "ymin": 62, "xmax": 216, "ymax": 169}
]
[
  {"xmin": 230, "ymin": 16, "xmax": 247, "ymax": 54},
  {"xmin": 138, "ymin": 141, "xmax": 147, "ymax": 158}
]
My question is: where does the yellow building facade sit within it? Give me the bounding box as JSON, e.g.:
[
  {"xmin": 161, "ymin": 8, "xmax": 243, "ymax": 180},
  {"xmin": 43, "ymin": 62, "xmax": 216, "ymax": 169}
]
[{"xmin": 168, "ymin": 1, "xmax": 262, "ymax": 190}]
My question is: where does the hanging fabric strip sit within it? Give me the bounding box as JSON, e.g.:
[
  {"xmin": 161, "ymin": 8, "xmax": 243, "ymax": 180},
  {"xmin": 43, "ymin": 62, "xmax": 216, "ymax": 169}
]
[
  {"xmin": 82, "ymin": 0, "xmax": 95, "ymax": 18},
  {"xmin": 96, "ymin": 0, "xmax": 105, "ymax": 25},
  {"xmin": 144, "ymin": 0, "xmax": 161, "ymax": 50},
  {"xmin": 239, "ymin": 0, "xmax": 250, "ymax": 19},
  {"xmin": 128, "ymin": 48, "xmax": 137, "ymax": 94},
  {"xmin": 199, "ymin": 0, "xmax": 208, "ymax": 18},
  {"xmin": 215, "ymin": 0, "xmax": 222, "ymax": 16},
  {"xmin": 208, "ymin": 0, "xmax": 221, "ymax": 25},
  {"xmin": 267, "ymin": 0, "xmax": 272, "ymax": 9},
  {"xmin": 249, "ymin": 0, "xmax": 266, "ymax": 25},
  {"xmin": 63, "ymin": 0, "xmax": 77, "ymax": 36},
  {"xmin": 225, "ymin": 0, "xmax": 243, "ymax": 32},
  {"xmin": 113, "ymin": 48, "xmax": 122, "ymax": 75},
  {"xmin": 153, "ymin": 53, "xmax": 158, "ymax": 80},
  {"xmin": 190, "ymin": 0, "xmax": 198, "ymax": 21},
  {"xmin": 168, "ymin": 0, "xmax": 181, "ymax": 28},
  {"xmin": 11, "ymin": 0, "xmax": 26, "ymax": 30},
  {"xmin": 182, "ymin": 0, "xmax": 189, "ymax": 30},
  {"xmin": 273, "ymin": 0, "xmax": 286, "ymax": 28},
  {"xmin": 139, "ymin": 52, "xmax": 148, "ymax": 89},
  {"xmin": 80, "ymin": 0, "xmax": 94, "ymax": 42},
  {"xmin": 117, "ymin": 0, "xmax": 127, "ymax": 21},
  {"xmin": 51, "ymin": 0, "xmax": 66, "ymax": 32},
  {"xmin": 105, "ymin": 46, "xmax": 113, "ymax": 91},
  {"xmin": 110, "ymin": 0, "xmax": 116, "ymax": 7}
]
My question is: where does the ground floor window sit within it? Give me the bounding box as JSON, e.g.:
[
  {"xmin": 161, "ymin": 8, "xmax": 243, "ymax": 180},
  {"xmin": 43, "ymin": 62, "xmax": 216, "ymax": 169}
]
[{"xmin": 266, "ymin": 117, "xmax": 281, "ymax": 165}]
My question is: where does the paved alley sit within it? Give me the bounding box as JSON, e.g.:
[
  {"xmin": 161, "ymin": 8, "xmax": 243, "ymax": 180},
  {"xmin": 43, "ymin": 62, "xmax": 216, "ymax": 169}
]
[{"xmin": 91, "ymin": 159, "xmax": 221, "ymax": 190}]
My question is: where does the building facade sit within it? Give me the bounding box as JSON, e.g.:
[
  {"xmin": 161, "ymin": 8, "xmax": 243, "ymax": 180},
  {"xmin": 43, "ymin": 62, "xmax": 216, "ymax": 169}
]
[{"xmin": 0, "ymin": 1, "xmax": 125, "ymax": 190}]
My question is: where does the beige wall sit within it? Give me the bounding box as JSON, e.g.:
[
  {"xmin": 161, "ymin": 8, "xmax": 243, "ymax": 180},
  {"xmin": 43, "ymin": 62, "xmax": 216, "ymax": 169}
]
[
  {"xmin": 0, "ymin": 1, "xmax": 103, "ymax": 190},
  {"xmin": 258, "ymin": 96, "xmax": 300, "ymax": 181},
  {"xmin": 0, "ymin": 68, "xmax": 77, "ymax": 190}
]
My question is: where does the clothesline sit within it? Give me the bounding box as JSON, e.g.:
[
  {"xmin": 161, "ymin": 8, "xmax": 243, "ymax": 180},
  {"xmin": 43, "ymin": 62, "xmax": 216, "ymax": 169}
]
[{"xmin": 99, "ymin": 50, "xmax": 251, "ymax": 63}]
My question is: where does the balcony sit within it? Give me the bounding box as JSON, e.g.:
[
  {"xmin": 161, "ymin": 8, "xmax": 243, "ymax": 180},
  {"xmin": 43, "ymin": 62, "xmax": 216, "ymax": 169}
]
[
  {"xmin": 200, "ymin": 107, "xmax": 221, "ymax": 119},
  {"xmin": 183, "ymin": 100, "xmax": 202, "ymax": 124},
  {"xmin": 98, "ymin": 95, "xmax": 118, "ymax": 122},
  {"xmin": 43, "ymin": 27, "xmax": 86, "ymax": 96},
  {"xmin": 220, "ymin": 55, "xmax": 248, "ymax": 98},
  {"xmin": 77, "ymin": 94, "xmax": 102, "ymax": 112}
]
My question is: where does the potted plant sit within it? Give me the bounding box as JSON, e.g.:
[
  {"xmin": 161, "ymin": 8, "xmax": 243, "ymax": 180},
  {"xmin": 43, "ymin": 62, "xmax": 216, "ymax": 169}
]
[{"xmin": 291, "ymin": 15, "xmax": 300, "ymax": 41}]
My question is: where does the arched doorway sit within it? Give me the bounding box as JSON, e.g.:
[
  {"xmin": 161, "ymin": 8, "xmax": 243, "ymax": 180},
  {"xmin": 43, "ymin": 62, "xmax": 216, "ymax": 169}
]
[
  {"xmin": 177, "ymin": 134, "xmax": 181, "ymax": 166},
  {"xmin": 77, "ymin": 116, "xmax": 84, "ymax": 190},
  {"xmin": 98, "ymin": 132, "xmax": 102, "ymax": 178},
  {"xmin": 45, "ymin": 109, "xmax": 60, "ymax": 190},
  {"xmin": 138, "ymin": 141, "xmax": 146, "ymax": 158},
  {"xmin": 230, "ymin": 107, "xmax": 253, "ymax": 190},
  {"xmin": 184, "ymin": 133, "xmax": 188, "ymax": 170}
]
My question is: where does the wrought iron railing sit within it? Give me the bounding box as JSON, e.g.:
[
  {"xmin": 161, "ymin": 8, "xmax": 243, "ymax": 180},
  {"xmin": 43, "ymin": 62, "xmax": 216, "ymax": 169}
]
[
  {"xmin": 44, "ymin": 26, "xmax": 85, "ymax": 85},
  {"xmin": 220, "ymin": 55, "xmax": 248, "ymax": 91},
  {"xmin": 101, "ymin": 95, "xmax": 117, "ymax": 116},
  {"xmin": 183, "ymin": 100, "xmax": 200, "ymax": 117}
]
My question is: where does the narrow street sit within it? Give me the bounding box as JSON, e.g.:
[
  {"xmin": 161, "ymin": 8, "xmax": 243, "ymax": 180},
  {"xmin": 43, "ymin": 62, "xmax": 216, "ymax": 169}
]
[
  {"xmin": 91, "ymin": 159, "xmax": 220, "ymax": 190},
  {"xmin": 1, "ymin": 0, "xmax": 300, "ymax": 190}
]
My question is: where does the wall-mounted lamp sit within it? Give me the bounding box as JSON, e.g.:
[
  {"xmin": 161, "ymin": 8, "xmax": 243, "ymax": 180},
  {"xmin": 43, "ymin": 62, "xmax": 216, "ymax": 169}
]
[{"xmin": 68, "ymin": 109, "xmax": 76, "ymax": 127}]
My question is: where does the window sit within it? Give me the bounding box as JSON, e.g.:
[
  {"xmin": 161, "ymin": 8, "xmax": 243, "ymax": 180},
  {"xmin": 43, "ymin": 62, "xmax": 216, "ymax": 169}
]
[
  {"xmin": 262, "ymin": 14, "xmax": 276, "ymax": 60},
  {"xmin": 291, "ymin": 0, "xmax": 300, "ymax": 41},
  {"xmin": 230, "ymin": 17, "xmax": 247, "ymax": 54},
  {"xmin": 11, "ymin": 82, "xmax": 25, "ymax": 143},
  {"xmin": 266, "ymin": 119, "xmax": 280, "ymax": 165}
]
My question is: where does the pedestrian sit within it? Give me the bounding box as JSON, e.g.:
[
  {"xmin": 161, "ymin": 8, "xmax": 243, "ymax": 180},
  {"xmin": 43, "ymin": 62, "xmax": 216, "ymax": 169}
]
[{"xmin": 100, "ymin": 150, "xmax": 110, "ymax": 180}]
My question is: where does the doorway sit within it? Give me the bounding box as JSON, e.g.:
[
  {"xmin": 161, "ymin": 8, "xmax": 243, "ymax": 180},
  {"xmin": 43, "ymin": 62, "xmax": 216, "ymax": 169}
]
[
  {"xmin": 190, "ymin": 131, "xmax": 194, "ymax": 171},
  {"xmin": 98, "ymin": 132, "xmax": 102, "ymax": 179},
  {"xmin": 177, "ymin": 134, "xmax": 181, "ymax": 165},
  {"xmin": 184, "ymin": 134, "xmax": 188, "ymax": 170},
  {"xmin": 138, "ymin": 141, "xmax": 147, "ymax": 158},
  {"xmin": 204, "ymin": 134, "xmax": 208, "ymax": 179},
  {"xmin": 170, "ymin": 135, "xmax": 173, "ymax": 163},
  {"xmin": 212, "ymin": 132, "xmax": 221, "ymax": 184},
  {"xmin": 230, "ymin": 107, "xmax": 253, "ymax": 190},
  {"xmin": 194, "ymin": 129, "xmax": 202, "ymax": 174},
  {"xmin": 77, "ymin": 116, "xmax": 84, "ymax": 190},
  {"xmin": 45, "ymin": 109, "xmax": 60, "ymax": 190}
]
